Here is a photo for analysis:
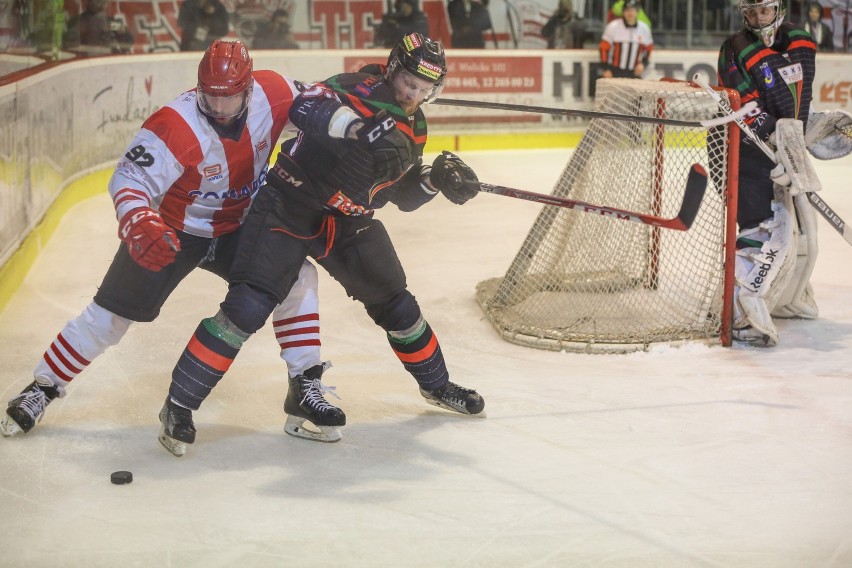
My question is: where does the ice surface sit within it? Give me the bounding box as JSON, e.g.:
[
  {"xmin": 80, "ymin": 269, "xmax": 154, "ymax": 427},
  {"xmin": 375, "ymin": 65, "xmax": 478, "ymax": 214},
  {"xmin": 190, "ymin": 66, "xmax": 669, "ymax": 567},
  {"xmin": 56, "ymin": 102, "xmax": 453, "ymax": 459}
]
[{"xmin": 1, "ymin": 150, "xmax": 851, "ymax": 567}]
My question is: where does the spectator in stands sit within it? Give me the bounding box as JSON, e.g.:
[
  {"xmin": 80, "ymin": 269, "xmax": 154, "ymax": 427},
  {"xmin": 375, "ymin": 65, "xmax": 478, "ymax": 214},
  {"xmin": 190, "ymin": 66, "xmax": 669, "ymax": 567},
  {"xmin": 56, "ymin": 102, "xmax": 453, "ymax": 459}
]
[
  {"xmin": 607, "ymin": 0, "xmax": 652, "ymax": 29},
  {"xmin": 65, "ymin": 0, "xmax": 133, "ymax": 54},
  {"xmin": 447, "ymin": 0, "xmax": 492, "ymax": 48},
  {"xmin": 801, "ymin": 1, "xmax": 833, "ymax": 52},
  {"xmin": 374, "ymin": 0, "xmax": 429, "ymax": 48},
  {"xmin": 541, "ymin": 0, "xmax": 587, "ymax": 49},
  {"xmin": 253, "ymin": 8, "xmax": 299, "ymax": 49},
  {"xmin": 599, "ymin": 0, "xmax": 653, "ymax": 79},
  {"xmin": 178, "ymin": 0, "xmax": 229, "ymax": 52}
]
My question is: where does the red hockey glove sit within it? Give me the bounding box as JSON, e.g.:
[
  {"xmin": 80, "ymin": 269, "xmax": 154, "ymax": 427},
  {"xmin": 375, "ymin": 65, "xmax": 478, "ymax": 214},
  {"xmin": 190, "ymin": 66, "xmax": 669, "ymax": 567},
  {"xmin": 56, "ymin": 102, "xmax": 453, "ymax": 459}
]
[{"xmin": 118, "ymin": 207, "xmax": 180, "ymax": 271}]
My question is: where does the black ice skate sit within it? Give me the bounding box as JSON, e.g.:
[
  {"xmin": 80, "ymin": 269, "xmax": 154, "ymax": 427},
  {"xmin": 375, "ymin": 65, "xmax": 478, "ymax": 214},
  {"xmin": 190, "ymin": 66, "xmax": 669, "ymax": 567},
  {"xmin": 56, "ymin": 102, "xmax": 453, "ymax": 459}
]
[
  {"xmin": 420, "ymin": 381, "xmax": 486, "ymax": 417},
  {"xmin": 158, "ymin": 397, "xmax": 196, "ymax": 457},
  {"xmin": 283, "ymin": 362, "xmax": 346, "ymax": 443},
  {"xmin": 1, "ymin": 379, "xmax": 65, "ymax": 436}
]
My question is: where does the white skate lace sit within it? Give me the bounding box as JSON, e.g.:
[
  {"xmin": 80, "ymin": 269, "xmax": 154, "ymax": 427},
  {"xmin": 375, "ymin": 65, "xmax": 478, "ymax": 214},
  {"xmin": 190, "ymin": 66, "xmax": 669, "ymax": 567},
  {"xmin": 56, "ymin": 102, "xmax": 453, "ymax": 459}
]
[
  {"xmin": 12, "ymin": 390, "xmax": 50, "ymax": 422},
  {"xmin": 300, "ymin": 378, "xmax": 341, "ymax": 412}
]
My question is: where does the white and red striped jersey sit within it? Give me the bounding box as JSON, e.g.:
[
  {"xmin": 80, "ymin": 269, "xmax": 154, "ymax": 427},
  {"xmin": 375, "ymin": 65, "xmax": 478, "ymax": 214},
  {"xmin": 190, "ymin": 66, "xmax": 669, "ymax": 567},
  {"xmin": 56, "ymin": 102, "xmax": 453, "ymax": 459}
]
[
  {"xmin": 599, "ymin": 19, "xmax": 654, "ymax": 74},
  {"xmin": 109, "ymin": 70, "xmax": 298, "ymax": 238}
]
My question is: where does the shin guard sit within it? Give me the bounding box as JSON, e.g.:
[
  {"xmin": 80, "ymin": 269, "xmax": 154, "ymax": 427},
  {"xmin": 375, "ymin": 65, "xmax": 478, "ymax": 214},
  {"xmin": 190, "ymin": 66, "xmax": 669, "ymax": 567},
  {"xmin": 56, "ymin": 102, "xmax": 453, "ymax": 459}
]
[
  {"xmin": 387, "ymin": 317, "xmax": 449, "ymax": 391},
  {"xmin": 169, "ymin": 312, "xmax": 249, "ymax": 410}
]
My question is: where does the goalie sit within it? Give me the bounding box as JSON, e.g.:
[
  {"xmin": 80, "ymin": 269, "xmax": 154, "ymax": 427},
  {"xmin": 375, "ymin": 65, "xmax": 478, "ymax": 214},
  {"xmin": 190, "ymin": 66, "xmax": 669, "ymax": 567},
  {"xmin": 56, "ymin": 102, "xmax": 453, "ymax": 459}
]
[{"xmin": 717, "ymin": 0, "xmax": 822, "ymax": 347}]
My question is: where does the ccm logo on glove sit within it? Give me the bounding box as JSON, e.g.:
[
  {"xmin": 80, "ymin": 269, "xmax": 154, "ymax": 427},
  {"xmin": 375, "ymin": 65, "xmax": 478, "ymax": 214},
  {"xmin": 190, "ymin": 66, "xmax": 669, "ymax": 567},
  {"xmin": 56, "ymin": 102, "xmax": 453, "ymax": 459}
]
[{"xmin": 118, "ymin": 207, "xmax": 181, "ymax": 272}]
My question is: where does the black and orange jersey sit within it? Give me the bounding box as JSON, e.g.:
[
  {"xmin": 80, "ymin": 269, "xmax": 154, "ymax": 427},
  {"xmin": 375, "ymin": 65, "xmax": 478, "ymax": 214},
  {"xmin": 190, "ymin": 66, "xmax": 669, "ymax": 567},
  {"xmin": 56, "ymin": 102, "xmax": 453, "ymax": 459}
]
[
  {"xmin": 275, "ymin": 69, "xmax": 429, "ymax": 216},
  {"xmin": 718, "ymin": 23, "xmax": 816, "ymax": 142}
]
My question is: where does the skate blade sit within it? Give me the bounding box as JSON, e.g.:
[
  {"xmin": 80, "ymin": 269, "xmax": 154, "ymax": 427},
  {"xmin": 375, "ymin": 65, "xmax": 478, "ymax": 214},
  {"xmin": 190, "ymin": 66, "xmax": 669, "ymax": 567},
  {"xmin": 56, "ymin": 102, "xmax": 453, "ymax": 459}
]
[
  {"xmin": 0, "ymin": 415, "xmax": 22, "ymax": 437},
  {"xmin": 284, "ymin": 416, "xmax": 342, "ymax": 443},
  {"xmin": 158, "ymin": 426, "xmax": 188, "ymax": 457},
  {"xmin": 422, "ymin": 397, "xmax": 487, "ymax": 418}
]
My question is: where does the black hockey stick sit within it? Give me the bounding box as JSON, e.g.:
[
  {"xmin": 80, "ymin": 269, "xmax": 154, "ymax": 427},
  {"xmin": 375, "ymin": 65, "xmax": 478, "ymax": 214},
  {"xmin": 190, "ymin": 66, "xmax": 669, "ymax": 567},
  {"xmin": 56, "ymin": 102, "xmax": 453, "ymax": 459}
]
[
  {"xmin": 693, "ymin": 75, "xmax": 852, "ymax": 246},
  {"xmin": 476, "ymin": 163, "xmax": 708, "ymax": 231},
  {"xmin": 432, "ymin": 98, "xmax": 758, "ymax": 129}
]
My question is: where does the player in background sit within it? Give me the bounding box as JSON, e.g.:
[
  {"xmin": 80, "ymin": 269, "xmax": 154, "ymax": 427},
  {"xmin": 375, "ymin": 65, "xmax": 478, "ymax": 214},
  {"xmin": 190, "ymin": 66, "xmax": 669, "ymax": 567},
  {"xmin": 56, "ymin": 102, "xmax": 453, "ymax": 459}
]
[
  {"xmin": 158, "ymin": 33, "xmax": 485, "ymax": 454},
  {"xmin": 599, "ymin": 0, "xmax": 654, "ymax": 79},
  {"xmin": 717, "ymin": 0, "xmax": 818, "ymax": 346},
  {"xmin": 1, "ymin": 41, "xmax": 325, "ymax": 452}
]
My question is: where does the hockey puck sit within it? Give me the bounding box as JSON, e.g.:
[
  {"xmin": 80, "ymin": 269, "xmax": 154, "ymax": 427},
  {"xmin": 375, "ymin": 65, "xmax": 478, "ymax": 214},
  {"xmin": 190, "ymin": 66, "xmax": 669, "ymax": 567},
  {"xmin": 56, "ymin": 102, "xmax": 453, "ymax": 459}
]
[{"xmin": 110, "ymin": 471, "xmax": 133, "ymax": 485}]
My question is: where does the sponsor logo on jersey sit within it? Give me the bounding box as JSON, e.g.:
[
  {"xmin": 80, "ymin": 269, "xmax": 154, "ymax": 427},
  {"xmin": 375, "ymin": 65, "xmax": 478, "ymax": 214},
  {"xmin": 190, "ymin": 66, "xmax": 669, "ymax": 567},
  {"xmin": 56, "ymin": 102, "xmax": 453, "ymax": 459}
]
[
  {"xmin": 328, "ymin": 191, "xmax": 371, "ymax": 216},
  {"xmin": 760, "ymin": 63, "xmax": 775, "ymax": 87},
  {"xmin": 203, "ymin": 164, "xmax": 222, "ymax": 179},
  {"xmin": 356, "ymin": 75, "xmax": 381, "ymax": 97},
  {"xmin": 189, "ymin": 167, "xmax": 267, "ymax": 200},
  {"xmin": 778, "ymin": 63, "xmax": 803, "ymax": 85},
  {"xmin": 778, "ymin": 62, "xmax": 804, "ymax": 118}
]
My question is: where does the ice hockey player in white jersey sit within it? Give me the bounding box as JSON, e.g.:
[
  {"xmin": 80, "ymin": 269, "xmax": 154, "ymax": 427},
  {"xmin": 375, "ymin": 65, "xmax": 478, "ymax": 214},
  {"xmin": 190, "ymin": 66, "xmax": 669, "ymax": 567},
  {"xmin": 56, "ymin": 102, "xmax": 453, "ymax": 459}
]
[{"xmin": 1, "ymin": 41, "xmax": 332, "ymax": 452}]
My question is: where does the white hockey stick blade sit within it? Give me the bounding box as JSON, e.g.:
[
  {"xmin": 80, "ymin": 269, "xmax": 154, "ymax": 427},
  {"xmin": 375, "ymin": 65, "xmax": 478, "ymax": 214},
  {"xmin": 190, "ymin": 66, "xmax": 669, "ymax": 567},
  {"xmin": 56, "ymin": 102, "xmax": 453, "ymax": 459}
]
[{"xmin": 692, "ymin": 74, "xmax": 852, "ymax": 247}]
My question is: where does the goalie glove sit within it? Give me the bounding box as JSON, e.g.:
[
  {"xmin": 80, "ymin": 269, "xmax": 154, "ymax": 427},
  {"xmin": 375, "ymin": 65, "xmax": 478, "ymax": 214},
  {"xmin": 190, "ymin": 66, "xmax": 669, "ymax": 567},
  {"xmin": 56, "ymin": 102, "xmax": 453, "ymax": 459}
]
[
  {"xmin": 118, "ymin": 207, "xmax": 180, "ymax": 271},
  {"xmin": 430, "ymin": 151, "xmax": 480, "ymax": 205},
  {"xmin": 805, "ymin": 109, "xmax": 852, "ymax": 160}
]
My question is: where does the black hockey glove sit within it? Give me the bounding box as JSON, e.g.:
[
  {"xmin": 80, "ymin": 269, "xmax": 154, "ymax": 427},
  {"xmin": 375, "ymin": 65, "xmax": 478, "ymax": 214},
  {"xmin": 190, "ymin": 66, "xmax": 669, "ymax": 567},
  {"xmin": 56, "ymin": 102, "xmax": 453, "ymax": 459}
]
[
  {"xmin": 430, "ymin": 151, "xmax": 480, "ymax": 205},
  {"xmin": 358, "ymin": 110, "xmax": 413, "ymax": 182}
]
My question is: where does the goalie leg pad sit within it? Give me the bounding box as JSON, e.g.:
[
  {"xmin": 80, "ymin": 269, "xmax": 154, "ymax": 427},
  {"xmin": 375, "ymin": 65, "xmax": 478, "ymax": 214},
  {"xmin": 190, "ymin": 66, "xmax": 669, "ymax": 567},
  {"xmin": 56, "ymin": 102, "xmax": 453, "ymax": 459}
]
[
  {"xmin": 771, "ymin": 193, "xmax": 819, "ymax": 319},
  {"xmin": 773, "ymin": 118, "xmax": 822, "ymax": 195},
  {"xmin": 732, "ymin": 190, "xmax": 798, "ymax": 346}
]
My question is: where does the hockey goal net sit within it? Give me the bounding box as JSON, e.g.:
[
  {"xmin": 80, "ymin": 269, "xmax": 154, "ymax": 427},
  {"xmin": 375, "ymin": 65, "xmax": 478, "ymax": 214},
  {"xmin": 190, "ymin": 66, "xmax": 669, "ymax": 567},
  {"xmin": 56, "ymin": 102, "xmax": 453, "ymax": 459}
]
[{"xmin": 475, "ymin": 78, "xmax": 740, "ymax": 353}]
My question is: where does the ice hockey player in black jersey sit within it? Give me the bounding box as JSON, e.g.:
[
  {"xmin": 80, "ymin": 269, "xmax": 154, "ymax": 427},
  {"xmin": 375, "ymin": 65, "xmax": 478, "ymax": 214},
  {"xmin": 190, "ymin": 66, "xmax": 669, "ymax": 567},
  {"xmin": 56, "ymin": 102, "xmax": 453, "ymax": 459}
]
[
  {"xmin": 158, "ymin": 33, "xmax": 486, "ymax": 451},
  {"xmin": 717, "ymin": 0, "xmax": 820, "ymax": 347}
]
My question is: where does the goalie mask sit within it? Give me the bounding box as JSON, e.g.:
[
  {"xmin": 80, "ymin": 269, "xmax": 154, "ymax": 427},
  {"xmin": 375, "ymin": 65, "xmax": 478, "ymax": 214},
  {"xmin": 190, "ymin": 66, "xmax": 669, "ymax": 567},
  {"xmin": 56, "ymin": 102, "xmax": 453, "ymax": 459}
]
[
  {"xmin": 197, "ymin": 40, "xmax": 254, "ymax": 122},
  {"xmin": 739, "ymin": 0, "xmax": 785, "ymax": 47},
  {"xmin": 385, "ymin": 33, "xmax": 447, "ymax": 115}
]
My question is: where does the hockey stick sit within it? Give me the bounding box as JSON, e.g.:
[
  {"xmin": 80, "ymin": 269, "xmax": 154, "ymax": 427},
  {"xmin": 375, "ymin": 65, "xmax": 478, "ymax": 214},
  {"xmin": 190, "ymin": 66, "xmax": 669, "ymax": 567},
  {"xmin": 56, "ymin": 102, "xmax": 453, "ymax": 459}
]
[
  {"xmin": 432, "ymin": 98, "xmax": 758, "ymax": 129},
  {"xmin": 692, "ymin": 74, "xmax": 852, "ymax": 246},
  {"xmin": 477, "ymin": 163, "xmax": 708, "ymax": 231}
]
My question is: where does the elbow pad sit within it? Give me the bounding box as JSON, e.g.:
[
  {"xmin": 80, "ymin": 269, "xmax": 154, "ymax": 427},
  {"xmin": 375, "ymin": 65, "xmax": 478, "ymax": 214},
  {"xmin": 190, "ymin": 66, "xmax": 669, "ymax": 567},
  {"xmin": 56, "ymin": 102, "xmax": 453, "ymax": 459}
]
[{"xmin": 289, "ymin": 97, "xmax": 362, "ymax": 139}]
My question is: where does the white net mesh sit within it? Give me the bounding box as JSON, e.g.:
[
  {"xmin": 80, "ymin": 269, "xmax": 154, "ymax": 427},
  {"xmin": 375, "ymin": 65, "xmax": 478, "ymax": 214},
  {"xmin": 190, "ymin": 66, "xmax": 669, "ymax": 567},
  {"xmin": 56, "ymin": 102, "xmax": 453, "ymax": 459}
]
[{"xmin": 475, "ymin": 79, "xmax": 736, "ymax": 353}]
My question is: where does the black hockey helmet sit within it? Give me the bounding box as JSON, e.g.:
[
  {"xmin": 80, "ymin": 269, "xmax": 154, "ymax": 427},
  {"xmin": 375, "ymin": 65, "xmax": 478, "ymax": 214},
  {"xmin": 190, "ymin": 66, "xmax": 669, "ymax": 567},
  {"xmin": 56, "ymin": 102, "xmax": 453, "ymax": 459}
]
[{"xmin": 384, "ymin": 33, "xmax": 447, "ymax": 105}]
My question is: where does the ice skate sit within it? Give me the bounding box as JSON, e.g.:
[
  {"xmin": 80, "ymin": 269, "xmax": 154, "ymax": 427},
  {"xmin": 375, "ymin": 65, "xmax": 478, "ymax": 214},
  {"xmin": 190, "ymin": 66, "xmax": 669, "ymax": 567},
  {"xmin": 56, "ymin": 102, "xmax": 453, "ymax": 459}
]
[
  {"xmin": 158, "ymin": 397, "xmax": 196, "ymax": 457},
  {"xmin": 283, "ymin": 362, "xmax": 346, "ymax": 443},
  {"xmin": 1, "ymin": 379, "xmax": 66, "ymax": 437},
  {"xmin": 420, "ymin": 381, "xmax": 486, "ymax": 417}
]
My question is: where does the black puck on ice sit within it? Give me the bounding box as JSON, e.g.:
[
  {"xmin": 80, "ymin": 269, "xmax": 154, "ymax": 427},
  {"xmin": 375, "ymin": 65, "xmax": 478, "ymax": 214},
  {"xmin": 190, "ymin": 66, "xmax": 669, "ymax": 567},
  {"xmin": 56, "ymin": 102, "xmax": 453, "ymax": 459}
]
[{"xmin": 110, "ymin": 471, "xmax": 133, "ymax": 485}]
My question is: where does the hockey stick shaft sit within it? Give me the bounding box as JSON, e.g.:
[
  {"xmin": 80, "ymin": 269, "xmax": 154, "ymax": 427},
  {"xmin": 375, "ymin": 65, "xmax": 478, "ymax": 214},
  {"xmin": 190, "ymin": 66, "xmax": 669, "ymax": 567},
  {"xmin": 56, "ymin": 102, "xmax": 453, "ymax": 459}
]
[
  {"xmin": 432, "ymin": 98, "xmax": 758, "ymax": 129},
  {"xmin": 477, "ymin": 164, "xmax": 708, "ymax": 231},
  {"xmin": 693, "ymin": 75, "xmax": 852, "ymax": 246}
]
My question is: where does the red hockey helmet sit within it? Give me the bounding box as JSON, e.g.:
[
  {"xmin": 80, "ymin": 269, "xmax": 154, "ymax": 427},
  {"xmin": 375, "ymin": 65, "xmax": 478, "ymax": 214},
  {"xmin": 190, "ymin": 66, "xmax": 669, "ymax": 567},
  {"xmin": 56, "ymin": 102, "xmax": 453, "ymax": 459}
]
[{"xmin": 197, "ymin": 40, "xmax": 254, "ymax": 120}]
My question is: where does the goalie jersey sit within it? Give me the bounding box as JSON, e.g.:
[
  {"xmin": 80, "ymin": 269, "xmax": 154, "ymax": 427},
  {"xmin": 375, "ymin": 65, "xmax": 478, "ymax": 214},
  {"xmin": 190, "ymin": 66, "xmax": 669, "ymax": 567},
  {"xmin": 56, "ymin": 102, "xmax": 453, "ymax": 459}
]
[{"xmin": 718, "ymin": 23, "xmax": 816, "ymax": 142}]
